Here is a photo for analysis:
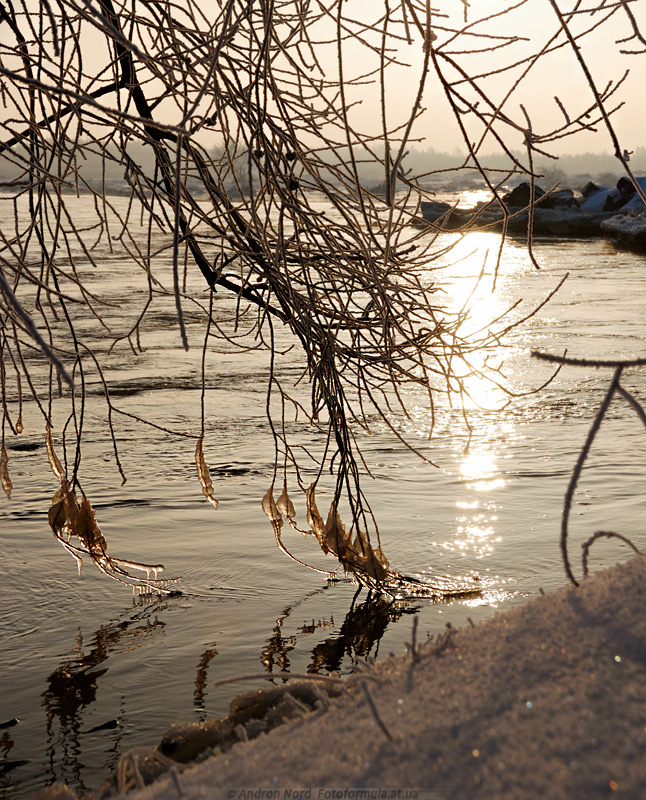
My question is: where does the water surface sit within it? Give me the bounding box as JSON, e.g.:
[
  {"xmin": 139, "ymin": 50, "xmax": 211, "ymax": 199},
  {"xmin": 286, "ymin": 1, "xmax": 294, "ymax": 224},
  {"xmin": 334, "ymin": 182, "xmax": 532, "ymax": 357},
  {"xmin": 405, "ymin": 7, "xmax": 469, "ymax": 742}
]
[{"xmin": 1, "ymin": 196, "xmax": 645, "ymax": 798}]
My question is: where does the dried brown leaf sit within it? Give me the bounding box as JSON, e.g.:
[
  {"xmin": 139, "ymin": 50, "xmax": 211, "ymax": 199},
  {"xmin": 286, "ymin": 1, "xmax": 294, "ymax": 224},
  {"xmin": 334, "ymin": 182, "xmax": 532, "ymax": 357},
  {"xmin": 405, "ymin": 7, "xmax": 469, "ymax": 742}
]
[
  {"xmin": 48, "ymin": 480, "xmax": 177, "ymax": 592},
  {"xmin": 276, "ymin": 482, "xmax": 296, "ymax": 520},
  {"xmin": 264, "ymin": 484, "xmax": 330, "ymax": 576},
  {"xmin": 48, "ymin": 480, "xmax": 80, "ymax": 533},
  {"xmin": 195, "ymin": 438, "xmax": 218, "ymax": 510},
  {"xmin": 261, "ymin": 485, "xmax": 282, "ymax": 524},
  {"xmin": 45, "ymin": 424, "xmax": 65, "ymax": 482},
  {"xmin": 1, "ymin": 443, "xmax": 12, "ymax": 499},
  {"xmin": 354, "ymin": 527, "xmax": 371, "ymax": 557},
  {"xmin": 363, "ymin": 542, "xmax": 389, "ymax": 582},
  {"xmin": 305, "ymin": 483, "xmax": 326, "ymax": 545},
  {"xmin": 77, "ymin": 494, "xmax": 108, "ymax": 553},
  {"xmin": 48, "ymin": 485, "xmax": 68, "ymax": 532},
  {"xmin": 374, "ymin": 545, "xmax": 390, "ymax": 572},
  {"xmin": 47, "ymin": 481, "xmax": 105, "ymax": 552},
  {"xmin": 324, "ymin": 505, "xmax": 350, "ymax": 559},
  {"xmin": 322, "ymin": 506, "xmax": 389, "ymax": 582},
  {"xmin": 48, "ymin": 481, "xmax": 77, "ymax": 533}
]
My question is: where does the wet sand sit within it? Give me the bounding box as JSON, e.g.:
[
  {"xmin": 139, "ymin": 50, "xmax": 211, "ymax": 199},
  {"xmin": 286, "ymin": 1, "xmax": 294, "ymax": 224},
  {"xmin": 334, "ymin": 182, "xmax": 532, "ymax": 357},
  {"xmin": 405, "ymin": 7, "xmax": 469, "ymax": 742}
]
[{"xmin": 37, "ymin": 555, "xmax": 646, "ymax": 800}]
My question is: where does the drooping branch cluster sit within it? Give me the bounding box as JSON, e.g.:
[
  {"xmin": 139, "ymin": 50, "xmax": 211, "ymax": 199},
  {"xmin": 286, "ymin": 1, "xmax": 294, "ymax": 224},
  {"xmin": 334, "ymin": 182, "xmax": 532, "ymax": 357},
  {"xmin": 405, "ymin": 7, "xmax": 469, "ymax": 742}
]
[{"xmin": 0, "ymin": 0, "xmax": 642, "ymax": 593}]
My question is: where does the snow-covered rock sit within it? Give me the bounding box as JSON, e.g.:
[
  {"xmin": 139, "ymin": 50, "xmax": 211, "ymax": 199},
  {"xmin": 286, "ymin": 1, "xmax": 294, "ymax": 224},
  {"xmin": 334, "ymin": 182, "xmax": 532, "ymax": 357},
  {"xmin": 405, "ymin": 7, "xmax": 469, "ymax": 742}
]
[
  {"xmin": 420, "ymin": 177, "xmax": 646, "ymax": 249},
  {"xmin": 601, "ymin": 212, "xmax": 646, "ymax": 250}
]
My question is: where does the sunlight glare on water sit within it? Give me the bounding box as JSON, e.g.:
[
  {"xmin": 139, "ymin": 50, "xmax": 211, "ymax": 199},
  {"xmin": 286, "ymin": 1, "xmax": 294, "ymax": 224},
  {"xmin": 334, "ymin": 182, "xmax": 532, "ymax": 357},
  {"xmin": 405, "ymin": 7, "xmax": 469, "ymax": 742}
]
[
  {"xmin": 456, "ymin": 189, "xmax": 494, "ymax": 209},
  {"xmin": 430, "ymin": 231, "xmax": 526, "ymax": 413}
]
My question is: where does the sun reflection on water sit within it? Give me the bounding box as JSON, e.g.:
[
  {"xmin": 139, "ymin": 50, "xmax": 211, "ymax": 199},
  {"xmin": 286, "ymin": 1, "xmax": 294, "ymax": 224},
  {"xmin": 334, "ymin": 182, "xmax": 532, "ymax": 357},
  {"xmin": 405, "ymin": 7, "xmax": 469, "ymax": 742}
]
[
  {"xmin": 429, "ymin": 229, "xmax": 536, "ymax": 415},
  {"xmin": 409, "ymin": 221, "xmax": 536, "ymax": 596},
  {"xmin": 430, "ymin": 230, "xmax": 531, "ymax": 564},
  {"xmin": 457, "ymin": 189, "xmax": 494, "ymax": 209},
  {"xmin": 460, "ymin": 448, "xmax": 497, "ymax": 480}
]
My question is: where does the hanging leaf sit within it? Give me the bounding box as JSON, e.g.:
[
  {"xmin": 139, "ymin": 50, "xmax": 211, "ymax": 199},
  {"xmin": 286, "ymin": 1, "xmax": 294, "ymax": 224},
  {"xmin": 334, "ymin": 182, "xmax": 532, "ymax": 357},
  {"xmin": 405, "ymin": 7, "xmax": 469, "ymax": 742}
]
[
  {"xmin": 261, "ymin": 485, "xmax": 282, "ymax": 525},
  {"xmin": 45, "ymin": 425, "xmax": 64, "ymax": 481},
  {"xmin": 320, "ymin": 504, "xmax": 389, "ymax": 582},
  {"xmin": 276, "ymin": 482, "xmax": 296, "ymax": 520},
  {"xmin": 262, "ymin": 483, "xmax": 332, "ymax": 576},
  {"xmin": 373, "ymin": 545, "xmax": 390, "ymax": 573},
  {"xmin": 324, "ymin": 504, "xmax": 350, "ymax": 559},
  {"xmin": 195, "ymin": 438, "xmax": 218, "ymax": 510},
  {"xmin": 361, "ymin": 539, "xmax": 389, "ymax": 582},
  {"xmin": 1, "ymin": 442, "xmax": 12, "ymax": 499},
  {"xmin": 46, "ymin": 435, "xmax": 178, "ymax": 594},
  {"xmin": 48, "ymin": 480, "xmax": 106, "ymax": 553},
  {"xmin": 48, "ymin": 481, "xmax": 73, "ymax": 533},
  {"xmin": 77, "ymin": 494, "xmax": 108, "ymax": 554},
  {"xmin": 305, "ymin": 483, "xmax": 327, "ymax": 550}
]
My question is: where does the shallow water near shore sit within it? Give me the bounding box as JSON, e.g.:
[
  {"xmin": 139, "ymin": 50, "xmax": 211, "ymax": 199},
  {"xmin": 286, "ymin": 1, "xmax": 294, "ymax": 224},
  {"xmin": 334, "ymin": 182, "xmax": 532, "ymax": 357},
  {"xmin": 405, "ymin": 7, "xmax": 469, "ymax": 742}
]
[{"xmin": 2, "ymin": 193, "xmax": 646, "ymax": 799}]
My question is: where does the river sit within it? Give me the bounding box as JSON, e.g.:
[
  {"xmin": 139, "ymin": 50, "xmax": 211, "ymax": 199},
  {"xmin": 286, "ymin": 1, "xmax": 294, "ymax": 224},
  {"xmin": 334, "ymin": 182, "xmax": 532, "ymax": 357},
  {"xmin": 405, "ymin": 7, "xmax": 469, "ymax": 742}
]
[{"xmin": 1, "ymin": 191, "xmax": 645, "ymax": 799}]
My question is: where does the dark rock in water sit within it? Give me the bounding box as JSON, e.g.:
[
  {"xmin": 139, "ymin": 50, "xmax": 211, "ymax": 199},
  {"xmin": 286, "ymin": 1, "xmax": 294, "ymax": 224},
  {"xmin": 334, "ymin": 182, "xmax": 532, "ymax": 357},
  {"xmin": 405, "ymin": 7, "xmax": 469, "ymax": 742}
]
[
  {"xmin": 419, "ymin": 200, "xmax": 501, "ymax": 231},
  {"xmin": 419, "ymin": 200, "xmax": 455, "ymax": 224},
  {"xmin": 6, "ymin": 441, "xmax": 42, "ymax": 452},
  {"xmin": 159, "ymin": 718, "xmax": 234, "ymax": 763},
  {"xmin": 603, "ymin": 187, "xmax": 625, "ymax": 211},
  {"xmin": 538, "ymin": 188, "xmax": 578, "ymax": 210},
  {"xmin": 503, "ymin": 183, "xmax": 576, "ymax": 210},
  {"xmin": 579, "ymin": 185, "xmax": 615, "ymax": 213},
  {"xmin": 419, "ymin": 177, "xmax": 646, "ymax": 250},
  {"xmin": 617, "ymin": 175, "xmax": 636, "ymax": 200},
  {"xmin": 601, "ymin": 213, "xmax": 646, "ymax": 251},
  {"xmin": 502, "ymin": 182, "xmax": 546, "ymax": 208},
  {"xmin": 603, "ymin": 176, "xmax": 637, "ymax": 211},
  {"xmin": 581, "ymin": 180, "xmax": 602, "ymax": 198},
  {"xmin": 507, "ymin": 208, "xmax": 614, "ymax": 237}
]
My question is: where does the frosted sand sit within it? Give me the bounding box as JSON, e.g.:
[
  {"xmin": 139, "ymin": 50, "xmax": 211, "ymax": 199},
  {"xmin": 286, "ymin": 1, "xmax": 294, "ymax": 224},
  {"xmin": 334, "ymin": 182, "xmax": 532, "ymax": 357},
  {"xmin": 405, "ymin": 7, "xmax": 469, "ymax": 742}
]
[
  {"xmin": 38, "ymin": 556, "xmax": 646, "ymax": 800},
  {"xmin": 115, "ymin": 555, "xmax": 646, "ymax": 800}
]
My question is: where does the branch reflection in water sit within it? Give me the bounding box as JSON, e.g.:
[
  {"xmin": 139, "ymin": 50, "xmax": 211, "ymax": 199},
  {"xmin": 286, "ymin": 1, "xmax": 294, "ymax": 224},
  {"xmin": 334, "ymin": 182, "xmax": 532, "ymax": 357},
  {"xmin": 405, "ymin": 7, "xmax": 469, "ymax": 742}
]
[
  {"xmin": 194, "ymin": 646, "xmax": 219, "ymax": 718},
  {"xmin": 5, "ymin": 568, "xmax": 512, "ymax": 800},
  {"xmin": 40, "ymin": 601, "xmax": 167, "ymax": 795},
  {"xmin": 260, "ymin": 584, "xmax": 421, "ymax": 678},
  {"xmin": 32, "ymin": 587, "xmax": 417, "ymax": 795}
]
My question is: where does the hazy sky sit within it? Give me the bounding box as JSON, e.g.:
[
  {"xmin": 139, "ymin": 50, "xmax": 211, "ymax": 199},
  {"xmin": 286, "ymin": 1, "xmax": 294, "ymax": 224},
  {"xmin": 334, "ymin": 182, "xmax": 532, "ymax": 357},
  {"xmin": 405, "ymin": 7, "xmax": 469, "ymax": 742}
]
[
  {"xmin": 2, "ymin": 0, "xmax": 643, "ymax": 162},
  {"xmin": 382, "ymin": 0, "xmax": 646, "ymax": 157}
]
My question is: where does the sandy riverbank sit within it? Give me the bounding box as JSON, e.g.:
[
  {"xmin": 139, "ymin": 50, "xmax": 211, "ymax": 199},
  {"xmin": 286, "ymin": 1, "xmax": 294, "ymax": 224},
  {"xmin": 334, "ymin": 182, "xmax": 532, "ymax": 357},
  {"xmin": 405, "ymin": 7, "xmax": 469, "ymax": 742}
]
[{"xmin": 37, "ymin": 555, "xmax": 646, "ymax": 800}]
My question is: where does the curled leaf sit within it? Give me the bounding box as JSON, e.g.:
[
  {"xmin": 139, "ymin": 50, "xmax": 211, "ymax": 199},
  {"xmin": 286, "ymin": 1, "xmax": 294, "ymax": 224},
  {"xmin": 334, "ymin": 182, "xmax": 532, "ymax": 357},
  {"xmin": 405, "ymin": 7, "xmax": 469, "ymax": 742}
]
[
  {"xmin": 1, "ymin": 443, "xmax": 12, "ymax": 499},
  {"xmin": 48, "ymin": 480, "xmax": 179, "ymax": 593},
  {"xmin": 261, "ymin": 485, "xmax": 282, "ymax": 525},
  {"xmin": 48, "ymin": 481, "xmax": 73, "ymax": 532},
  {"xmin": 276, "ymin": 482, "xmax": 296, "ymax": 520},
  {"xmin": 77, "ymin": 494, "xmax": 108, "ymax": 554},
  {"xmin": 45, "ymin": 425, "xmax": 64, "ymax": 481},
  {"xmin": 373, "ymin": 545, "xmax": 390, "ymax": 573},
  {"xmin": 324, "ymin": 505, "xmax": 348, "ymax": 559},
  {"xmin": 305, "ymin": 483, "xmax": 326, "ymax": 549},
  {"xmin": 43, "ymin": 414, "xmax": 177, "ymax": 593},
  {"xmin": 48, "ymin": 480, "xmax": 107, "ymax": 554},
  {"xmin": 264, "ymin": 483, "xmax": 331, "ymax": 576},
  {"xmin": 195, "ymin": 438, "xmax": 218, "ymax": 510},
  {"xmin": 322, "ymin": 504, "xmax": 389, "ymax": 582}
]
